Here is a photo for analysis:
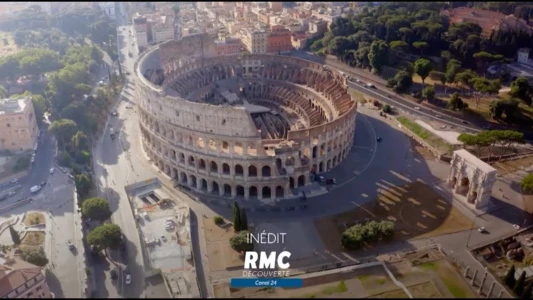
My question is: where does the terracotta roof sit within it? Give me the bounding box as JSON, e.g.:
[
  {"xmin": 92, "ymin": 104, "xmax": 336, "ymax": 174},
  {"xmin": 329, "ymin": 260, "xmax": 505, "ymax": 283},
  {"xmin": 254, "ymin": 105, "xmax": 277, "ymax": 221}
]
[{"xmin": 0, "ymin": 267, "xmax": 41, "ymax": 297}]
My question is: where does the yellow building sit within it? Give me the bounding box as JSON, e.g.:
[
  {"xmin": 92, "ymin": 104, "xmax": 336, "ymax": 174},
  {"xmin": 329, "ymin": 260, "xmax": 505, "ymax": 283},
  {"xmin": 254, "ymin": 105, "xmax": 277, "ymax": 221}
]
[{"xmin": 0, "ymin": 97, "xmax": 39, "ymax": 151}]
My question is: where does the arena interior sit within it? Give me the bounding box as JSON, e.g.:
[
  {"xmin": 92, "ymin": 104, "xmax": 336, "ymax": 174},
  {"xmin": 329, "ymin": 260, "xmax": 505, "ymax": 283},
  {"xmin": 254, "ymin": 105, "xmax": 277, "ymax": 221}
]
[{"xmin": 134, "ymin": 33, "xmax": 358, "ymax": 202}]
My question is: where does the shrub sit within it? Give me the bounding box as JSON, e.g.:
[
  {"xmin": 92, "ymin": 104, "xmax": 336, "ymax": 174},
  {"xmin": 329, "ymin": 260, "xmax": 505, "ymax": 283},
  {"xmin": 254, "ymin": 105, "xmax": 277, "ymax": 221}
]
[
  {"xmin": 341, "ymin": 220, "xmax": 395, "ymax": 250},
  {"xmin": 214, "ymin": 216, "xmax": 224, "ymax": 225},
  {"xmin": 230, "ymin": 230, "xmax": 254, "ymax": 252}
]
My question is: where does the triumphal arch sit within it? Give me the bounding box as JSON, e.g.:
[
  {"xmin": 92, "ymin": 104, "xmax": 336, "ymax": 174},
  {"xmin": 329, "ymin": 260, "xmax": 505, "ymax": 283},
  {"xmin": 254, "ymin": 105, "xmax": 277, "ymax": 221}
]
[{"xmin": 448, "ymin": 149, "xmax": 497, "ymax": 209}]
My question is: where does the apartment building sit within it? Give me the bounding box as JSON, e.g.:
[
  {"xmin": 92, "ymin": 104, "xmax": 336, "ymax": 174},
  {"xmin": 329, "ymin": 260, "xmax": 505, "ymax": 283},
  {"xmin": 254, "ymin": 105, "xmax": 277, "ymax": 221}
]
[
  {"xmin": 308, "ymin": 18, "xmax": 328, "ymax": 37},
  {"xmin": 215, "ymin": 37, "xmax": 243, "ymax": 55},
  {"xmin": 152, "ymin": 14, "xmax": 175, "ymax": 44},
  {"xmin": 133, "ymin": 15, "xmax": 149, "ymax": 50},
  {"xmin": 441, "ymin": 7, "xmax": 533, "ymax": 37},
  {"xmin": 0, "ymin": 252, "xmax": 52, "ymax": 298},
  {"xmin": 268, "ymin": 2, "xmax": 283, "ymax": 12},
  {"xmin": 239, "ymin": 28, "xmax": 267, "ymax": 54},
  {"xmin": 0, "ymin": 97, "xmax": 38, "ymax": 152},
  {"xmin": 99, "ymin": 2, "xmax": 116, "ymax": 20},
  {"xmin": 267, "ymin": 25, "xmax": 293, "ymax": 54}
]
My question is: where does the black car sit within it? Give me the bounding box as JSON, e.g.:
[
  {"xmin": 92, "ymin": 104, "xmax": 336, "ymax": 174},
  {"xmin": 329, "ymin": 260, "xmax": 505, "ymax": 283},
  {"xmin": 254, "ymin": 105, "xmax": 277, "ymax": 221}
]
[
  {"xmin": 40, "ymin": 181, "xmax": 46, "ymax": 187},
  {"xmin": 377, "ymin": 137, "xmax": 382, "ymax": 142}
]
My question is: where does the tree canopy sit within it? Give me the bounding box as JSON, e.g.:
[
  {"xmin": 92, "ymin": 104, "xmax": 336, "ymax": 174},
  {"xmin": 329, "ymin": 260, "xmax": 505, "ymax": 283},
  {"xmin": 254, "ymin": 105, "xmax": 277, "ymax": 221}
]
[
  {"xmin": 81, "ymin": 197, "xmax": 112, "ymax": 221},
  {"xmin": 87, "ymin": 224, "xmax": 123, "ymax": 250}
]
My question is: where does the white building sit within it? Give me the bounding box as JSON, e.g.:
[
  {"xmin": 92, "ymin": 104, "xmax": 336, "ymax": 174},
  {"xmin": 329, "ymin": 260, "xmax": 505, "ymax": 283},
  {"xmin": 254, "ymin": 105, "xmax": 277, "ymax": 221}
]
[
  {"xmin": 99, "ymin": 2, "xmax": 116, "ymax": 20},
  {"xmin": 239, "ymin": 28, "xmax": 267, "ymax": 54},
  {"xmin": 153, "ymin": 20, "xmax": 175, "ymax": 44}
]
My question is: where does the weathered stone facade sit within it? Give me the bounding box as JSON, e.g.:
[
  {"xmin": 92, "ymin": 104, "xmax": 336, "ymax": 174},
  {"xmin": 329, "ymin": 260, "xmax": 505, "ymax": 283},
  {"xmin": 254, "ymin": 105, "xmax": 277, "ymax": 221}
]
[
  {"xmin": 448, "ymin": 149, "xmax": 497, "ymax": 209},
  {"xmin": 134, "ymin": 34, "xmax": 358, "ymax": 201}
]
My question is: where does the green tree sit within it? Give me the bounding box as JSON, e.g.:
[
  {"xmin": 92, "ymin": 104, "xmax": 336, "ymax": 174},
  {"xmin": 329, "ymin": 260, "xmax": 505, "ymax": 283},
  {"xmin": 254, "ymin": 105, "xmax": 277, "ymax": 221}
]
[
  {"xmin": 81, "ymin": 197, "xmax": 112, "ymax": 221},
  {"xmin": 504, "ymin": 265, "xmax": 516, "ymax": 288},
  {"xmin": 31, "ymin": 95, "xmax": 46, "ymax": 126},
  {"xmin": 0, "ymin": 85, "xmax": 6, "ymax": 98},
  {"xmin": 414, "ymin": 58, "xmax": 432, "ymax": 84},
  {"xmin": 412, "ymin": 41, "xmax": 428, "ymax": 55},
  {"xmin": 388, "ymin": 70, "xmax": 412, "ymax": 93},
  {"xmin": 514, "ymin": 271, "xmax": 526, "ymax": 296},
  {"xmin": 87, "ymin": 224, "xmax": 123, "ymax": 251},
  {"xmin": 509, "ymin": 77, "xmax": 532, "ymax": 105},
  {"xmin": 522, "ymin": 281, "xmax": 533, "ymax": 299},
  {"xmin": 21, "ymin": 248, "xmax": 48, "ymax": 266},
  {"xmin": 240, "ymin": 208, "xmax": 249, "ymax": 231},
  {"xmin": 48, "ymin": 119, "xmax": 78, "ymax": 144},
  {"xmin": 72, "ymin": 131, "xmax": 89, "ymax": 150},
  {"xmin": 9, "ymin": 225, "xmax": 20, "ymax": 245},
  {"xmin": 368, "ymin": 40, "xmax": 389, "ymax": 74},
  {"xmin": 233, "ymin": 202, "xmax": 242, "ymax": 232},
  {"xmin": 382, "ymin": 104, "xmax": 392, "ymax": 113},
  {"xmin": 229, "ymin": 230, "xmax": 254, "ymax": 252},
  {"xmin": 472, "ymin": 77, "xmax": 501, "ymax": 107},
  {"xmin": 521, "ymin": 174, "xmax": 533, "ymax": 193},
  {"xmin": 422, "ymin": 86, "xmax": 436, "ymax": 102},
  {"xmin": 492, "ymin": 130, "xmax": 524, "ymax": 160},
  {"xmin": 447, "ymin": 93, "xmax": 467, "ymax": 111},
  {"xmin": 389, "ymin": 40, "xmax": 408, "ymax": 53},
  {"xmin": 75, "ymin": 173, "xmax": 92, "ymax": 198}
]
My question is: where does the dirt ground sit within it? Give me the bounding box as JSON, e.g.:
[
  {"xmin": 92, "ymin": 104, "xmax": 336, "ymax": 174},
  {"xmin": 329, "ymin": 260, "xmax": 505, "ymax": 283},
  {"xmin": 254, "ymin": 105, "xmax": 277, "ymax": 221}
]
[
  {"xmin": 492, "ymin": 155, "xmax": 533, "ymax": 214},
  {"xmin": 314, "ymin": 182, "xmax": 472, "ymax": 254},
  {"xmin": 203, "ymin": 216, "xmax": 245, "ymax": 271},
  {"xmin": 23, "ymin": 212, "xmax": 45, "ymax": 226}
]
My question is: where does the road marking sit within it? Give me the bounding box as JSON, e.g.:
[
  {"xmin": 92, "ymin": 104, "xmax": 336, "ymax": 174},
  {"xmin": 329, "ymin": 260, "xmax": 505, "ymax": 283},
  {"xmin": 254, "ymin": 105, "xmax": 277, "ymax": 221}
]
[{"xmin": 351, "ymin": 146, "xmax": 373, "ymax": 151}]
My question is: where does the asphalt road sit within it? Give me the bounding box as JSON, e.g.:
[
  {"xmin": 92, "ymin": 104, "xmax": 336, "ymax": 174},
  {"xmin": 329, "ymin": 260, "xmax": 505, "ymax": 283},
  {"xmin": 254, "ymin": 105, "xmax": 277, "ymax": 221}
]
[{"xmin": 91, "ymin": 5, "xmax": 147, "ymax": 298}]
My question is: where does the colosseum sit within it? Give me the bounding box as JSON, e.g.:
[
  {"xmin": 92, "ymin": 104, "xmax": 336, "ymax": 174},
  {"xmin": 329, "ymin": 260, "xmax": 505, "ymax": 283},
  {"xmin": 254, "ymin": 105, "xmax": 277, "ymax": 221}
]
[{"xmin": 134, "ymin": 33, "xmax": 358, "ymax": 202}]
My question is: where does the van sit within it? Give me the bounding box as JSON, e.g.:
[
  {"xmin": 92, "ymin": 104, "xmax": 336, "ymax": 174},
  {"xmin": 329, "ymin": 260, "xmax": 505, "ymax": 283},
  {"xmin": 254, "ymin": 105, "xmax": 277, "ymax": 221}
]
[
  {"xmin": 30, "ymin": 185, "xmax": 41, "ymax": 193},
  {"xmin": 142, "ymin": 212, "xmax": 149, "ymax": 220}
]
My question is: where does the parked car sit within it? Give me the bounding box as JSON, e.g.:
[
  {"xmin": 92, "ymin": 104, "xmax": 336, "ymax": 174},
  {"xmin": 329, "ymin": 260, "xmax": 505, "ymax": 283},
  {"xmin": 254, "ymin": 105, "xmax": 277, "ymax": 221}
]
[
  {"xmin": 326, "ymin": 178, "xmax": 337, "ymax": 185},
  {"xmin": 125, "ymin": 274, "xmax": 132, "ymax": 285},
  {"xmin": 110, "ymin": 269, "xmax": 118, "ymax": 280},
  {"xmin": 40, "ymin": 181, "xmax": 46, "ymax": 188},
  {"xmin": 49, "ymin": 168, "xmax": 55, "ymax": 174},
  {"xmin": 30, "ymin": 185, "xmax": 41, "ymax": 193},
  {"xmin": 8, "ymin": 191, "xmax": 16, "ymax": 197},
  {"xmin": 67, "ymin": 240, "xmax": 75, "ymax": 250},
  {"xmin": 376, "ymin": 137, "xmax": 382, "ymax": 142}
]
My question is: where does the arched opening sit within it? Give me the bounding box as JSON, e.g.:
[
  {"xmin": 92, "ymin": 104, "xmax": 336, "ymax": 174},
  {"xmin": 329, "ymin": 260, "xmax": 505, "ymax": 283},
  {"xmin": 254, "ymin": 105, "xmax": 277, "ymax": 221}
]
[
  {"xmin": 223, "ymin": 184, "xmax": 232, "ymax": 196},
  {"xmin": 235, "ymin": 164, "xmax": 244, "ymax": 176},
  {"xmin": 212, "ymin": 182, "xmax": 220, "ymax": 194},
  {"xmin": 199, "ymin": 159, "xmax": 206, "ymax": 170},
  {"xmin": 289, "ymin": 177, "xmax": 295, "ymax": 189},
  {"xmin": 188, "ymin": 156, "xmax": 195, "ymax": 167},
  {"xmin": 179, "ymin": 153, "xmax": 185, "ymax": 163},
  {"xmin": 320, "ymin": 144, "xmax": 326, "ymax": 155},
  {"xmin": 312, "ymin": 164, "xmax": 317, "ymax": 174},
  {"xmin": 326, "ymin": 159, "xmax": 331, "ymax": 170},
  {"xmin": 236, "ymin": 185, "xmax": 245, "ymax": 197},
  {"xmin": 457, "ymin": 177, "xmax": 470, "ymax": 196},
  {"xmin": 262, "ymin": 166, "xmax": 271, "ymax": 177},
  {"xmin": 303, "ymin": 148, "xmax": 310, "ymax": 158},
  {"xmin": 286, "ymin": 156, "xmax": 294, "ymax": 166},
  {"xmin": 180, "ymin": 172, "xmax": 187, "ymax": 184},
  {"xmin": 190, "ymin": 175, "xmax": 197, "ymax": 188},
  {"xmin": 298, "ymin": 175, "xmax": 306, "ymax": 187},
  {"xmin": 450, "ymin": 177, "xmax": 457, "ymax": 188},
  {"xmin": 275, "ymin": 186, "xmax": 284, "ymax": 198},
  {"xmin": 210, "ymin": 161, "xmax": 218, "ymax": 173},
  {"xmin": 222, "ymin": 163, "xmax": 230, "ymax": 174},
  {"xmin": 262, "ymin": 186, "xmax": 271, "ymax": 199},
  {"xmin": 172, "ymin": 168, "xmax": 178, "ymax": 180},
  {"xmin": 276, "ymin": 158, "xmax": 282, "ymax": 169},
  {"xmin": 319, "ymin": 162, "xmax": 324, "ymax": 172},
  {"xmin": 222, "ymin": 141, "xmax": 229, "ymax": 151},
  {"xmin": 200, "ymin": 179, "xmax": 208, "ymax": 191},
  {"xmin": 312, "ymin": 146, "xmax": 318, "ymax": 158},
  {"xmin": 249, "ymin": 165, "xmax": 257, "ymax": 177},
  {"xmin": 333, "ymin": 156, "xmax": 337, "ymax": 166},
  {"xmin": 250, "ymin": 186, "xmax": 258, "ymax": 197}
]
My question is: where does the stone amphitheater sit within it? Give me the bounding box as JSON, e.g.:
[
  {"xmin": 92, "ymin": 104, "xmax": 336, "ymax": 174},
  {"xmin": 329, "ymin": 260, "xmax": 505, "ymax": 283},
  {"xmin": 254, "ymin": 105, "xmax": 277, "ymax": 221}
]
[{"xmin": 134, "ymin": 33, "xmax": 358, "ymax": 202}]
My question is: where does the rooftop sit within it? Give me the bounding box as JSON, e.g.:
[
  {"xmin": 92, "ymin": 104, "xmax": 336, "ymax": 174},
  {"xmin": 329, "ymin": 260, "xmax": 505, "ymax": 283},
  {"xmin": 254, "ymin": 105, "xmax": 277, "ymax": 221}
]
[
  {"xmin": 0, "ymin": 97, "xmax": 29, "ymax": 115},
  {"xmin": 453, "ymin": 149, "xmax": 497, "ymax": 173},
  {"xmin": 0, "ymin": 253, "xmax": 42, "ymax": 298}
]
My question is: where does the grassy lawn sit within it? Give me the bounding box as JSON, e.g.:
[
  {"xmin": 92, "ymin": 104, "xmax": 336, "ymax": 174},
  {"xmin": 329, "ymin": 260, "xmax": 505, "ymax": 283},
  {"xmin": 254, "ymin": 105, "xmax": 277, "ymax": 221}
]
[
  {"xmin": 304, "ymin": 281, "xmax": 347, "ymax": 298},
  {"xmin": 418, "ymin": 261, "xmax": 475, "ymax": 298},
  {"xmin": 23, "ymin": 212, "xmax": 45, "ymax": 226},
  {"xmin": 396, "ymin": 116, "xmax": 452, "ymax": 154},
  {"xmin": 21, "ymin": 231, "xmax": 45, "ymax": 248},
  {"xmin": 368, "ymin": 289, "xmax": 409, "ymax": 298}
]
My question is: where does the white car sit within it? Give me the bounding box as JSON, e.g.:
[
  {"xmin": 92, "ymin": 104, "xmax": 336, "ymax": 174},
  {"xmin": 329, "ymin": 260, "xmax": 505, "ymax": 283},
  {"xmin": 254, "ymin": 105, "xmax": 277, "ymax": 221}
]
[
  {"xmin": 125, "ymin": 274, "xmax": 132, "ymax": 285},
  {"xmin": 513, "ymin": 224, "xmax": 521, "ymax": 230},
  {"xmin": 165, "ymin": 224, "xmax": 174, "ymax": 230},
  {"xmin": 478, "ymin": 227, "xmax": 486, "ymax": 233},
  {"xmin": 49, "ymin": 168, "xmax": 55, "ymax": 174},
  {"xmin": 8, "ymin": 191, "xmax": 16, "ymax": 196},
  {"xmin": 414, "ymin": 107, "xmax": 420, "ymax": 110}
]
